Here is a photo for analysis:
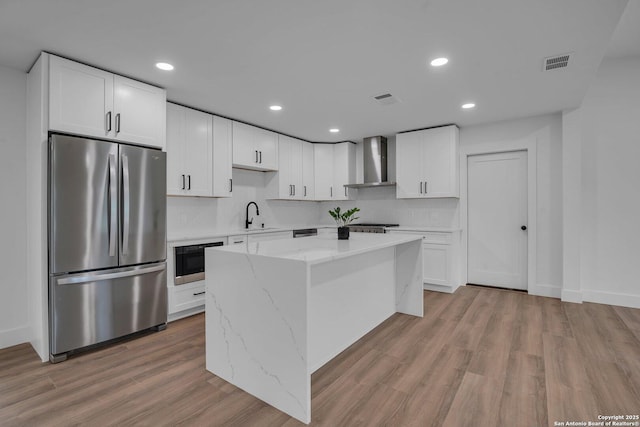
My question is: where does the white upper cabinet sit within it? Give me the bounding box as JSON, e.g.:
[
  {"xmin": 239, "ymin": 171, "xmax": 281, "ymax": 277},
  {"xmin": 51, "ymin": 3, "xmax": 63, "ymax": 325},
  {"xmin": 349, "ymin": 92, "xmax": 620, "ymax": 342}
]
[
  {"xmin": 166, "ymin": 104, "xmax": 233, "ymax": 198},
  {"xmin": 48, "ymin": 55, "xmax": 166, "ymax": 149},
  {"xmin": 313, "ymin": 143, "xmax": 355, "ymax": 201},
  {"xmin": 313, "ymin": 144, "xmax": 334, "ymax": 200},
  {"xmin": 112, "ymin": 75, "xmax": 166, "ymax": 148},
  {"xmin": 267, "ymin": 135, "xmax": 302, "ymax": 199},
  {"xmin": 232, "ymin": 121, "xmax": 278, "ymax": 171},
  {"xmin": 212, "ymin": 116, "xmax": 233, "ymax": 197},
  {"xmin": 396, "ymin": 125, "xmax": 459, "ymax": 198},
  {"xmin": 332, "ymin": 142, "xmax": 356, "ymax": 201},
  {"xmin": 301, "ymin": 142, "xmax": 315, "ymax": 200},
  {"xmin": 166, "ymin": 103, "xmax": 212, "ymax": 197}
]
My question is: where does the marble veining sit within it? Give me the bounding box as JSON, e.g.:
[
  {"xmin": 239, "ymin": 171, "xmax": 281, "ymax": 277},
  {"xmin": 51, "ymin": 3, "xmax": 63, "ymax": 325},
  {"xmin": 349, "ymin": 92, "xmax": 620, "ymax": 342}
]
[{"xmin": 205, "ymin": 234, "xmax": 422, "ymax": 424}]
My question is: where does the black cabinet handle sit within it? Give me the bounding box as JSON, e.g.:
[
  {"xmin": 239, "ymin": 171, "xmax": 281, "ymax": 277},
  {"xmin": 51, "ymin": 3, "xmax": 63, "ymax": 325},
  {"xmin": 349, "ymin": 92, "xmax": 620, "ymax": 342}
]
[
  {"xmin": 106, "ymin": 111, "xmax": 112, "ymax": 132},
  {"xmin": 181, "ymin": 174, "xmax": 185, "ymax": 190},
  {"xmin": 259, "ymin": 151, "xmax": 262, "ymax": 164},
  {"xmin": 115, "ymin": 113, "xmax": 121, "ymax": 134},
  {"xmin": 420, "ymin": 182, "xmax": 423, "ymax": 194},
  {"xmin": 304, "ymin": 186, "xmax": 307, "ymax": 197},
  {"xmin": 330, "ymin": 186, "xmax": 333, "ymax": 197},
  {"xmin": 344, "ymin": 187, "xmax": 347, "ymax": 197},
  {"xmin": 521, "ymin": 225, "xmax": 527, "ymax": 231},
  {"xmin": 188, "ymin": 175, "xmax": 191, "ymax": 190},
  {"xmin": 255, "ymin": 150, "xmax": 258, "ymax": 163},
  {"xmin": 193, "ymin": 291, "xmax": 205, "ymax": 296},
  {"xmin": 229, "ymin": 178, "xmax": 233, "ymax": 192}
]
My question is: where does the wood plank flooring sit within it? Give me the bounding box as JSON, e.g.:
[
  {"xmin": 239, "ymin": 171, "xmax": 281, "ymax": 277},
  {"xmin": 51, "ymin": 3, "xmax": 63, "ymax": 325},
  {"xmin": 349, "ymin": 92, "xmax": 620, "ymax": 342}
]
[{"xmin": 1, "ymin": 286, "xmax": 639, "ymax": 426}]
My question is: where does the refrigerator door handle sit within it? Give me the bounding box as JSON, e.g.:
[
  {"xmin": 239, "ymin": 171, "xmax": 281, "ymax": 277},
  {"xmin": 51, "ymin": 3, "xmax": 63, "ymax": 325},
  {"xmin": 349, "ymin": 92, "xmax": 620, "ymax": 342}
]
[
  {"xmin": 56, "ymin": 264, "xmax": 166, "ymax": 285},
  {"xmin": 108, "ymin": 154, "xmax": 117, "ymax": 257},
  {"xmin": 121, "ymin": 153, "xmax": 130, "ymax": 255}
]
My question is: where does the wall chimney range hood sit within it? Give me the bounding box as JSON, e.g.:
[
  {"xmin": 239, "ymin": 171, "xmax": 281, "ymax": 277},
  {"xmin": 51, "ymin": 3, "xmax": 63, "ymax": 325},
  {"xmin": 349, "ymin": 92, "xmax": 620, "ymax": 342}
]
[{"xmin": 345, "ymin": 136, "xmax": 396, "ymax": 188}]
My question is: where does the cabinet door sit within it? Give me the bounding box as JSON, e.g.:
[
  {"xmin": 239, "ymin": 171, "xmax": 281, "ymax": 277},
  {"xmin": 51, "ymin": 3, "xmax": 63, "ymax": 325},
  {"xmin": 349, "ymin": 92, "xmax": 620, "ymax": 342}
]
[
  {"xmin": 232, "ymin": 121, "xmax": 258, "ymax": 168},
  {"xmin": 277, "ymin": 135, "xmax": 294, "ymax": 198},
  {"xmin": 290, "ymin": 138, "xmax": 303, "ymax": 199},
  {"xmin": 422, "ymin": 125, "xmax": 459, "ymax": 197},
  {"xmin": 113, "ymin": 75, "xmax": 166, "ymax": 149},
  {"xmin": 395, "ymin": 131, "xmax": 424, "ymax": 198},
  {"xmin": 49, "ymin": 55, "xmax": 114, "ymax": 139},
  {"xmin": 314, "ymin": 144, "xmax": 334, "ymax": 200},
  {"xmin": 183, "ymin": 108, "xmax": 212, "ymax": 197},
  {"xmin": 423, "ymin": 243, "xmax": 451, "ymax": 286},
  {"xmin": 256, "ymin": 128, "xmax": 279, "ymax": 171},
  {"xmin": 166, "ymin": 104, "xmax": 186, "ymax": 196},
  {"xmin": 302, "ymin": 142, "xmax": 315, "ymax": 200},
  {"xmin": 212, "ymin": 116, "xmax": 233, "ymax": 197},
  {"xmin": 332, "ymin": 142, "xmax": 355, "ymax": 200}
]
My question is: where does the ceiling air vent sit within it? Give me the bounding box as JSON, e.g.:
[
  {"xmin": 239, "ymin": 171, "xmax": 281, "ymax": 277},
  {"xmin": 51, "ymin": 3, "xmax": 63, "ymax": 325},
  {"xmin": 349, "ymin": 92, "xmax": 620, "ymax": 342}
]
[
  {"xmin": 543, "ymin": 53, "xmax": 571, "ymax": 71},
  {"xmin": 373, "ymin": 93, "xmax": 400, "ymax": 106}
]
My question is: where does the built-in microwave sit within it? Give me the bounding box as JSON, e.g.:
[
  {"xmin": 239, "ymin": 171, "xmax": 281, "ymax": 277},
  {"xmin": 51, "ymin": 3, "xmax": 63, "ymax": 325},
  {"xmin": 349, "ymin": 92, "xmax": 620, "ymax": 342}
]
[{"xmin": 174, "ymin": 240, "xmax": 224, "ymax": 285}]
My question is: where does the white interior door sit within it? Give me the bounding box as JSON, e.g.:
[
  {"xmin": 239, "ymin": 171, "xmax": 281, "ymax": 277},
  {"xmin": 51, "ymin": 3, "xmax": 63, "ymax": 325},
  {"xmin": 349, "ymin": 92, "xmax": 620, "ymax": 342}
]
[{"xmin": 467, "ymin": 151, "xmax": 528, "ymax": 289}]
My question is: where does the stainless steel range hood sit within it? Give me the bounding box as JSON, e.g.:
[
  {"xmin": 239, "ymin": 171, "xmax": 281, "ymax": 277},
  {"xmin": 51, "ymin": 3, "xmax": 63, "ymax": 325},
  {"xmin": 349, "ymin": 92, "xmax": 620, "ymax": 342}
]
[{"xmin": 345, "ymin": 136, "xmax": 396, "ymax": 188}]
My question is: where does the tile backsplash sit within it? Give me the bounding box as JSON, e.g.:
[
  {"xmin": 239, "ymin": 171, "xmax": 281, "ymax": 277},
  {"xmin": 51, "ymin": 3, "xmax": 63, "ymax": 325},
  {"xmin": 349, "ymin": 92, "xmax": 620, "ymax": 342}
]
[{"xmin": 168, "ymin": 168, "xmax": 459, "ymax": 238}]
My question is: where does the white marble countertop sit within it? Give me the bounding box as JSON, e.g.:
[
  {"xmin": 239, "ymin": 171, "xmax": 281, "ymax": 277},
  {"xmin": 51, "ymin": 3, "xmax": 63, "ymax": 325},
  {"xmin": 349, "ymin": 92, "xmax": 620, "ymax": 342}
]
[
  {"xmin": 207, "ymin": 233, "xmax": 422, "ymax": 265},
  {"xmin": 387, "ymin": 226, "xmax": 461, "ymax": 232},
  {"xmin": 168, "ymin": 224, "xmax": 336, "ymax": 242}
]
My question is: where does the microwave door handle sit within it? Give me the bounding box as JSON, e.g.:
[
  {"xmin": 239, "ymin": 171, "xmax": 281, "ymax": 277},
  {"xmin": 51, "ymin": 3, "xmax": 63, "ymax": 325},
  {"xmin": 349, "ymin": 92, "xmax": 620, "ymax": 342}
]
[
  {"xmin": 121, "ymin": 153, "xmax": 130, "ymax": 255},
  {"xmin": 108, "ymin": 153, "xmax": 117, "ymax": 257}
]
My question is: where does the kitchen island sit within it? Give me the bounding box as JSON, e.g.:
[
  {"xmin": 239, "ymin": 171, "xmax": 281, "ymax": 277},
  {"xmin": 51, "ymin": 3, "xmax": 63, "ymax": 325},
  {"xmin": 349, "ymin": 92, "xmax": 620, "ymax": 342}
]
[{"xmin": 205, "ymin": 233, "xmax": 423, "ymax": 423}]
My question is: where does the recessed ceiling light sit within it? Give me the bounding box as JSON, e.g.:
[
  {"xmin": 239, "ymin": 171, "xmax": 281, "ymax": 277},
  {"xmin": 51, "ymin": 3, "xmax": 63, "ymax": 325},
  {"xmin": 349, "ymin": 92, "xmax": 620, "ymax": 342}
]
[
  {"xmin": 462, "ymin": 103, "xmax": 476, "ymax": 109},
  {"xmin": 430, "ymin": 57, "xmax": 449, "ymax": 67},
  {"xmin": 329, "ymin": 128, "xmax": 340, "ymax": 133},
  {"xmin": 269, "ymin": 105, "xmax": 282, "ymax": 111},
  {"xmin": 155, "ymin": 62, "xmax": 174, "ymax": 71}
]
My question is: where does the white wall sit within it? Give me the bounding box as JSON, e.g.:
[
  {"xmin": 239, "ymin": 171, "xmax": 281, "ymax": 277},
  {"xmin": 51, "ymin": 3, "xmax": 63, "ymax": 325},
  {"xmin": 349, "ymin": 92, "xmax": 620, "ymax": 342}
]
[
  {"xmin": 460, "ymin": 114, "xmax": 564, "ymax": 293},
  {"xmin": 321, "ymin": 114, "xmax": 564, "ymax": 293},
  {"xmin": 0, "ymin": 65, "xmax": 28, "ymax": 349},
  {"xmin": 167, "ymin": 168, "xmax": 323, "ymax": 239},
  {"xmin": 574, "ymin": 57, "xmax": 640, "ymax": 307}
]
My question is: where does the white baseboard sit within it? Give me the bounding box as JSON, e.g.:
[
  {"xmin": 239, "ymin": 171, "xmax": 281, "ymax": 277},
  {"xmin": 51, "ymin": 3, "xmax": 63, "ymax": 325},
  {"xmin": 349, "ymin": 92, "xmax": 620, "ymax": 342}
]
[
  {"xmin": 561, "ymin": 289, "xmax": 583, "ymax": 304},
  {"xmin": 0, "ymin": 325, "xmax": 29, "ymax": 350},
  {"xmin": 582, "ymin": 290, "xmax": 640, "ymax": 309},
  {"xmin": 529, "ymin": 283, "xmax": 561, "ymax": 299},
  {"xmin": 168, "ymin": 305, "xmax": 205, "ymax": 323},
  {"xmin": 423, "ymin": 283, "xmax": 457, "ymax": 294}
]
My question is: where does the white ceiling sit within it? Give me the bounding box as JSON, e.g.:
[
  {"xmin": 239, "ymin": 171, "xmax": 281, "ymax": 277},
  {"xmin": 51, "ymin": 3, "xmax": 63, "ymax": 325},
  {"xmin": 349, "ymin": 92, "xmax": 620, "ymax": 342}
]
[{"xmin": 0, "ymin": 0, "xmax": 632, "ymax": 143}]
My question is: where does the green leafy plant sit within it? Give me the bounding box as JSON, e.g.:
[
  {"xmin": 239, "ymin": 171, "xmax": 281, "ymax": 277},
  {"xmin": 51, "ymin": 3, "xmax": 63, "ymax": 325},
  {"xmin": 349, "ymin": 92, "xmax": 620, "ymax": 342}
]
[{"xmin": 328, "ymin": 207, "xmax": 360, "ymax": 227}]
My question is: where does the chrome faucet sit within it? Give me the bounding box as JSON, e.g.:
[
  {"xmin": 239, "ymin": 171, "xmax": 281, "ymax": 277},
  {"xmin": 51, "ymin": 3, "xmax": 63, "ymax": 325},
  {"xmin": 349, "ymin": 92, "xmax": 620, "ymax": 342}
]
[{"xmin": 245, "ymin": 201, "xmax": 260, "ymax": 229}]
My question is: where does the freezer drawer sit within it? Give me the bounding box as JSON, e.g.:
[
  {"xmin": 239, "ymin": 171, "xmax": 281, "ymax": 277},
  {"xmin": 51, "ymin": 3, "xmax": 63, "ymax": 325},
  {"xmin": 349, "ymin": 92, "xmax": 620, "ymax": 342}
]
[{"xmin": 49, "ymin": 262, "xmax": 167, "ymax": 357}]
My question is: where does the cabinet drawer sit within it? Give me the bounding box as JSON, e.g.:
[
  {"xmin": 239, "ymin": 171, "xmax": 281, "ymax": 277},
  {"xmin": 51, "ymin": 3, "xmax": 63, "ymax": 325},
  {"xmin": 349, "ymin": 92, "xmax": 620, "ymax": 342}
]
[
  {"xmin": 421, "ymin": 232, "xmax": 451, "ymax": 244},
  {"xmin": 228, "ymin": 235, "xmax": 246, "ymax": 244},
  {"xmin": 169, "ymin": 282, "xmax": 205, "ymax": 314}
]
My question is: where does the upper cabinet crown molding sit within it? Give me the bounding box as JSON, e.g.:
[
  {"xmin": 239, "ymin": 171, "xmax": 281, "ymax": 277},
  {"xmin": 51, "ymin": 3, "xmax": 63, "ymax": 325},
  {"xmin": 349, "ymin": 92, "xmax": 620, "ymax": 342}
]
[
  {"xmin": 232, "ymin": 121, "xmax": 278, "ymax": 171},
  {"xmin": 48, "ymin": 54, "xmax": 166, "ymax": 149},
  {"xmin": 396, "ymin": 125, "xmax": 459, "ymax": 199}
]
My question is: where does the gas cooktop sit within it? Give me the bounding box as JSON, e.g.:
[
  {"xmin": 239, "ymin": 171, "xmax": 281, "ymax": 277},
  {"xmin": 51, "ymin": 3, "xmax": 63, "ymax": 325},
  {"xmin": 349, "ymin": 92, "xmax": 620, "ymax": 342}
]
[{"xmin": 347, "ymin": 223, "xmax": 399, "ymax": 233}]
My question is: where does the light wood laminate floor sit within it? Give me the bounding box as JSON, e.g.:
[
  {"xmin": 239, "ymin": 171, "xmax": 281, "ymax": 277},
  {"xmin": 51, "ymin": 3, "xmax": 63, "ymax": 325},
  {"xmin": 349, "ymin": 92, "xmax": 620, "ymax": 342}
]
[{"xmin": 1, "ymin": 286, "xmax": 639, "ymax": 426}]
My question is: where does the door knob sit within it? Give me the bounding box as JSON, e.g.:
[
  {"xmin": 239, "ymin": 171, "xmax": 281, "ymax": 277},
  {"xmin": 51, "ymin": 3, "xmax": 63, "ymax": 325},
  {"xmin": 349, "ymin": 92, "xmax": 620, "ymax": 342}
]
[{"xmin": 521, "ymin": 225, "xmax": 527, "ymax": 231}]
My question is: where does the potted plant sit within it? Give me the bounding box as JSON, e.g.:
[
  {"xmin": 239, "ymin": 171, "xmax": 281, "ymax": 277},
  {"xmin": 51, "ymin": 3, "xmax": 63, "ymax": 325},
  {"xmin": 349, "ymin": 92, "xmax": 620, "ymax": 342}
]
[{"xmin": 328, "ymin": 207, "xmax": 360, "ymax": 240}]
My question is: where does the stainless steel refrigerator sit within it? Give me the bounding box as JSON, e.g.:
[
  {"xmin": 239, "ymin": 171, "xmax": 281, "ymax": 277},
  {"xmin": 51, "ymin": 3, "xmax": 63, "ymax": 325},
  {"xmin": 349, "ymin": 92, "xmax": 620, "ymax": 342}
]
[{"xmin": 48, "ymin": 134, "xmax": 167, "ymax": 362}]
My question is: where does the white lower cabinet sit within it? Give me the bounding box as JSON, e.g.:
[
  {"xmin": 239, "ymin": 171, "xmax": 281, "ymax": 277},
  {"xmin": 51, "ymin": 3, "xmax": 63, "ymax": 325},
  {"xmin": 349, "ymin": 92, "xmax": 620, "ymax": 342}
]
[
  {"xmin": 387, "ymin": 229, "xmax": 460, "ymax": 293},
  {"xmin": 168, "ymin": 281, "xmax": 206, "ymax": 320},
  {"xmin": 247, "ymin": 230, "xmax": 292, "ymax": 243}
]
